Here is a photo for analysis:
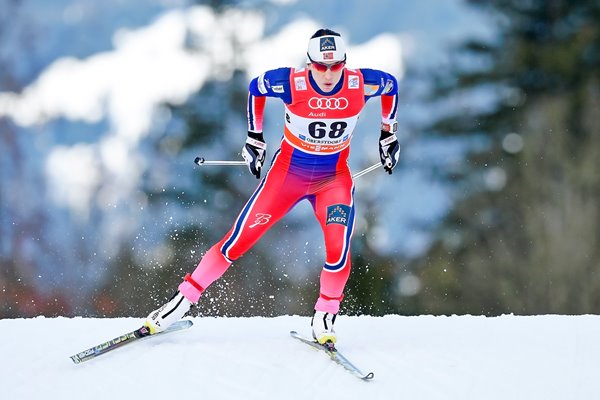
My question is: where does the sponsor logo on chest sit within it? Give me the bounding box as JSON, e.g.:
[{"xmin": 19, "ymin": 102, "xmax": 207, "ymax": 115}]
[{"xmin": 304, "ymin": 97, "xmax": 349, "ymax": 118}]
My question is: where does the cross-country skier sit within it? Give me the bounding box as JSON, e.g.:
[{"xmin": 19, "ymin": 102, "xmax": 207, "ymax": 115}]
[{"xmin": 145, "ymin": 28, "xmax": 400, "ymax": 345}]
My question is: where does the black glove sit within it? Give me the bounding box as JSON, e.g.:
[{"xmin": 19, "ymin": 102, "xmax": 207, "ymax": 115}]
[
  {"xmin": 379, "ymin": 130, "xmax": 400, "ymax": 174},
  {"xmin": 242, "ymin": 131, "xmax": 267, "ymax": 179}
]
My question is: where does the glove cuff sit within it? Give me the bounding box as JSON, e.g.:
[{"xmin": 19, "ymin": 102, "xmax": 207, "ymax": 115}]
[
  {"xmin": 247, "ymin": 131, "xmax": 266, "ymax": 149},
  {"xmin": 248, "ymin": 131, "xmax": 264, "ymax": 141},
  {"xmin": 379, "ymin": 130, "xmax": 397, "ymax": 146}
]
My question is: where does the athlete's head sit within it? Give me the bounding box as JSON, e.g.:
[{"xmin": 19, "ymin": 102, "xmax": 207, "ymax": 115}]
[
  {"xmin": 307, "ymin": 29, "xmax": 346, "ymax": 92},
  {"xmin": 307, "ymin": 29, "xmax": 347, "ymax": 64}
]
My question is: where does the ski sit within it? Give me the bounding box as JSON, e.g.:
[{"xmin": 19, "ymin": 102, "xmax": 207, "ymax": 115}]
[
  {"xmin": 70, "ymin": 319, "xmax": 193, "ymax": 364},
  {"xmin": 290, "ymin": 330, "xmax": 374, "ymax": 381}
]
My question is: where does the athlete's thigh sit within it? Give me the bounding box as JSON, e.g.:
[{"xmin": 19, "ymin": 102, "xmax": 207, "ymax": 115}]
[
  {"xmin": 219, "ymin": 160, "xmax": 305, "ymax": 260},
  {"xmin": 312, "ymin": 173, "xmax": 355, "ymax": 270}
]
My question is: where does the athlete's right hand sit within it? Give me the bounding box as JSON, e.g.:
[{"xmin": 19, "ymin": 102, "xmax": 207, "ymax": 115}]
[{"xmin": 242, "ymin": 131, "xmax": 267, "ymax": 179}]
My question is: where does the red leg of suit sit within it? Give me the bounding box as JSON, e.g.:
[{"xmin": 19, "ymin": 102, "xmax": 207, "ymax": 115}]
[
  {"xmin": 311, "ymin": 169, "xmax": 355, "ymax": 314},
  {"xmin": 180, "ymin": 151, "xmax": 355, "ymax": 315}
]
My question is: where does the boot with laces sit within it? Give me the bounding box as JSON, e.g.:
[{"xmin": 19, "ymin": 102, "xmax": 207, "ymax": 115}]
[
  {"xmin": 311, "ymin": 310, "xmax": 337, "ymax": 344},
  {"xmin": 144, "ymin": 290, "xmax": 192, "ymax": 334}
]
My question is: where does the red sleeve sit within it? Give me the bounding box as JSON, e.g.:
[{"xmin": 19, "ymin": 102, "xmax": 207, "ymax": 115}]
[
  {"xmin": 247, "ymin": 93, "xmax": 266, "ymax": 132},
  {"xmin": 381, "ymin": 92, "xmax": 398, "ymax": 125}
]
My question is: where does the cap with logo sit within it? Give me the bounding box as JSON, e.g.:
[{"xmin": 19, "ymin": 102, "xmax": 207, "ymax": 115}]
[{"xmin": 307, "ymin": 34, "xmax": 347, "ymax": 63}]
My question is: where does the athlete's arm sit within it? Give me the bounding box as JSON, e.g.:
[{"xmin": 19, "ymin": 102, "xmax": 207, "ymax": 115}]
[
  {"xmin": 361, "ymin": 68, "xmax": 400, "ymax": 174},
  {"xmin": 247, "ymin": 67, "xmax": 293, "ymax": 133},
  {"xmin": 360, "ymin": 68, "xmax": 399, "ymax": 132}
]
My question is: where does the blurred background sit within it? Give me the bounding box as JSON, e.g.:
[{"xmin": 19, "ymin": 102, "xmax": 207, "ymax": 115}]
[{"xmin": 1, "ymin": 0, "xmax": 599, "ymax": 318}]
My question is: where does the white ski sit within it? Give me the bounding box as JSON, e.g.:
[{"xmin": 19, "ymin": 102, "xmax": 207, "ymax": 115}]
[
  {"xmin": 290, "ymin": 330, "xmax": 374, "ymax": 380},
  {"xmin": 70, "ymin": 320, "xmax": 193, "ymax": 364}
]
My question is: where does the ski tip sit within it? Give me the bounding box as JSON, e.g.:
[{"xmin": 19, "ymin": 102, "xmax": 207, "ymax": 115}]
[
  {"xmin": 363, "ymin": 372, "xmax": 375, "ymax": 380},
  {"xmin": 70, "ymin": 351, "xmax": 95, "ymax": 365}
]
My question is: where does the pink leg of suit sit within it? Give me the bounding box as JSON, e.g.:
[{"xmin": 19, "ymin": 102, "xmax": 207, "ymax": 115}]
[{"xmin": 179, "ymin": 149, "xmax": 355, "ymax": 314}]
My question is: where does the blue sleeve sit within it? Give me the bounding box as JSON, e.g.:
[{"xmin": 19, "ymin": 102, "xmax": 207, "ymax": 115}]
[
  {"xmin": 248, "ymin": 67, "xmax": 293, "ymax": 104},
  {"xmin": 360, "ymin": 68, "xmax": 398, "ymax": 99},
  {"xmin": 360, "ymin": 68, "xmax": 399, "ymax": 124}
]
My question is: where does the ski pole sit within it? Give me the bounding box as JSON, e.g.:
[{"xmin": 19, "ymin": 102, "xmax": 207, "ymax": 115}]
[
  {"xmin": 351, "ymin": 162, "xmax": 381, "ymax": 179},
  {"xmin": 194, "ymin": 157, "xmax": 246, "ymax": 166},
  {"xmin": 194, "ymin": 157, "xmax": 382, "ymax": 179}
]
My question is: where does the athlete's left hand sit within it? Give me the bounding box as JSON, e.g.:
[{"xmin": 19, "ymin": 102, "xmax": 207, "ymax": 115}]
[{"xmin": 379, "ymin": 130, "xmax": 400, "ymax": 174}]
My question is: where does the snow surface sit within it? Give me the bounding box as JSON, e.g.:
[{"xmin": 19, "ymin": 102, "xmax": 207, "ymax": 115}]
[{"xmin": 2, "ymin": 315, "xmax": 599, "ymax": 399}]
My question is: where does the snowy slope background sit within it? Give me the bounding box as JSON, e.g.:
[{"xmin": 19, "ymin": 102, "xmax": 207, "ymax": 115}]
[
  {"xmin": 3, "ymin": 315, "xmax": 599, "ymax": 399},
  {"xmin": 3, "ymin": 4, "xmax": 597, "ymax": 399}
]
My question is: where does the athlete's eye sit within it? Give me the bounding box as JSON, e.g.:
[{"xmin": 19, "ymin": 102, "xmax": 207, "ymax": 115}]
[{"xmin": 312, "ymin": 61, "xmax": 345, "ymax": 73}]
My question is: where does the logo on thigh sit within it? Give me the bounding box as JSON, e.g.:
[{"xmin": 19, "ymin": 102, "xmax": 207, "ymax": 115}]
[
  {"xmin": 326, "ymin": 204, "xmax": 351, "ymax": 226},
  {"xmin": 249, "ymin": 213, "xmax": 272, "ymax": 228}
]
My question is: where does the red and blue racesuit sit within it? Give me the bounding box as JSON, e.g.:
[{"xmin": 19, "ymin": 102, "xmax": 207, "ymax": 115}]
[{"xmin": 179, "ymin": 66, "xmax": 398, "ymax": 314}]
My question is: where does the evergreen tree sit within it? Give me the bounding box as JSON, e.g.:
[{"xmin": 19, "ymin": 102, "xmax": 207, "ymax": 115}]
[{"xmin": 414, "ymin": 0, "xmax": 600, "ymax": 314}]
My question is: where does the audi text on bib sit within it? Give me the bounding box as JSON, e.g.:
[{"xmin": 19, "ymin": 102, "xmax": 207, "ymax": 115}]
[{"xmin": 284, "ymin": 68, "xmax": 366, "ymax": 154}]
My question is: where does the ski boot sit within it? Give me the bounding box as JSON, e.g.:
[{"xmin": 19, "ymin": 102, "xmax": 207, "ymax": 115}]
[
  {"xmin": 145, "ymin": 290, "xmax": 192, "ymax": 334},
  {"xmin": 311, "ymin": 310, "xmax": 337, "ymax": 345}
]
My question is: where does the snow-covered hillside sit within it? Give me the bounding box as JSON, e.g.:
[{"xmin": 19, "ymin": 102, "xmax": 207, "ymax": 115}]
[{"xmin": 2, "ymin": 315, "xmax": 598, "ymax": 399}]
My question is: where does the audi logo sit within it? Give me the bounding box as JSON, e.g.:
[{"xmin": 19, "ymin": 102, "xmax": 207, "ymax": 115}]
[{"xmin": 308, "ymin": 97, "xmax": 349, "ymax": 110}]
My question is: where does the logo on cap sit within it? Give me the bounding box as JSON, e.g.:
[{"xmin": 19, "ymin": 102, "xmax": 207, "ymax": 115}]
[{"xmin": 320, "ymin": 37, "xmax": 337, "ymax": 52}]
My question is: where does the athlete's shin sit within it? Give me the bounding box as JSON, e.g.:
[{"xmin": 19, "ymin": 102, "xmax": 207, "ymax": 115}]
[
  {"xmin": 315, "ymin": 261, "xmax": 351, "ymax": 314},
  {"xmin": 178, "ymin": 245, "xmax": 231, "ymax": 303}
]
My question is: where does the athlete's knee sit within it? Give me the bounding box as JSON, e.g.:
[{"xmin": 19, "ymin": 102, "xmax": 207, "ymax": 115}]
[
  {"xmin": 325, "ymin": 241, "xmax": 345, "ymax": 259},
  {"xmin": 215, "ymin": 234, "xmax": 247, "ymax": 262},
  {"xmin": 324, "ymin": 252, "xmax": 352, "ymax": 272}
]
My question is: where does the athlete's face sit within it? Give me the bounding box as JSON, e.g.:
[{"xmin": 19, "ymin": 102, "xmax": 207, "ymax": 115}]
[{"xmin": 309, "ymin": 61, "xmax": 345, "ymax": 93}]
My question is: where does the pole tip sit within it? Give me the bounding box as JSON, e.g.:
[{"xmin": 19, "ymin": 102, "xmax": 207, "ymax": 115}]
[{"xmin": 194, "ymin": 157, "xmax": 204, "ymax": 165}]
